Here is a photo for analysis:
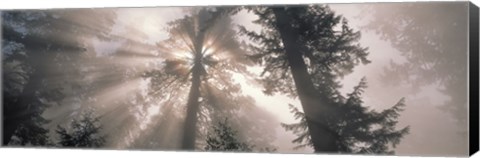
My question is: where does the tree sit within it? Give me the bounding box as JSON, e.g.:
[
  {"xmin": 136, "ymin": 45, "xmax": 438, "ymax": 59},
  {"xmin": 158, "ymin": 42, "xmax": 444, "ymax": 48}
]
[
  {"xmin": 240, "ymin": 5, "xmax": 372, "ymax": 152},
  {"xmin": 2, "ymin": 9, "xmax": 116, "ymax": 145},
  {"xmin": 204, "ymin": 118, "xmax": 253, "ymax": 152},
  {"xmin": 56, "ymin": 110, "xmax": 106, "ymax": 148},
  {"xmin": 362, "ymin": 2, "xmax": 468, "ymax": 130},
  {"xmin": 282, "ymin": 78, "xmax": 409, "ymax": 154},
  {"xmin": 199, "ymin": 85, "xmax": 278, "ymax": 151},
  {"xmin": 6, "ymin": 118, "xmax": 53, "ymax": 146},
  {"xmin": 145, "ymin": 7, "xmax": 250, "ymax": 150},
  {"xmin": 63, "ymin": 23, "xmax": 160, "ymax": 148}
]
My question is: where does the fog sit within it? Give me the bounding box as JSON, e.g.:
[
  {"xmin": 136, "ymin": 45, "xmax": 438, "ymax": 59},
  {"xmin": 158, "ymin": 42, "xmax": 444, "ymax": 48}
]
[
  {"xmin": 328, "ymin": 3, "xmax": 468, "ymax": 156},
  {"xmin": 2, "ymin": 2, "xmax": 470, "ymax": 156},
  {"xmin": 228, "ymin": 3, "xmax": 468, "ymax": 155}
]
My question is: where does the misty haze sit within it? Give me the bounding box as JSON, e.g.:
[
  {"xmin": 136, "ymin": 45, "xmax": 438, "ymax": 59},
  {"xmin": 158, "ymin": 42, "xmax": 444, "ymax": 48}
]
[{"xmin": 1, "ymin": 2, "xmax": 471, "ymax": 157}]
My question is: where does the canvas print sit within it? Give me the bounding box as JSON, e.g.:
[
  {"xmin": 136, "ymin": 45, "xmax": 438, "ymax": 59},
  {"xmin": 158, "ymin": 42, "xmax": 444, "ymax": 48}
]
[{"xmin": 1, "ymin": 2, "xmax": 478, "ymax": 157}]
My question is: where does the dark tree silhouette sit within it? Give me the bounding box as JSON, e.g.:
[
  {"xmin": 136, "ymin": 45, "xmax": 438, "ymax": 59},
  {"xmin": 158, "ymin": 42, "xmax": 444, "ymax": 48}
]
[
  {"xmin": 282, "ymin": 78, "xmax": 409, "ymax": 154},
  {"xmin": 240, "ymin": 5, "xmax": 373, "ymax": 152},
  {"xmin": 6, "ymin": 118, "xmax": 53, "ymax": 146},
  {"xmin": 2, "ymin": 9, "xmax": 116, "ymax": 145},
  {"xmin": 56, "ymin": 110, "xmax": 106, "ymax": 147},
  {"xmin": 204, "ymin": 118, "xmax": 253, "ymax": 152}
]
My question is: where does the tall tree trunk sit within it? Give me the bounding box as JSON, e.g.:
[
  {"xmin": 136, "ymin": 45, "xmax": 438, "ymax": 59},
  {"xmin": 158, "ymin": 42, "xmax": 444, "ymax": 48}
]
[
  {"xmin": 272, "ymin": 7, "xmax": 339, "ymax": 153},
  {"xmin": 181, "ymin": 13, "xmax": 207, "ymax": 149},
  {"xmin": 181, "ymin": 62, "xmax": 202, "ymax": 150}
]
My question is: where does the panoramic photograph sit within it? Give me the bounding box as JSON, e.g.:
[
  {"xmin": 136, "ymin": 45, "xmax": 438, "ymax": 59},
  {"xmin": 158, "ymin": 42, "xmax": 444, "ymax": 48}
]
[{"xmin": 1, "ymin": 2, "xmax": 472, "ymax": 157}]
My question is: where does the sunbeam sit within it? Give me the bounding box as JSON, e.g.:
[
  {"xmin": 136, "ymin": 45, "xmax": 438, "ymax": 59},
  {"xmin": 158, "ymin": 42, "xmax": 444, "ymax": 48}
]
[{"xmin": 2, "ymin": 3, "xmax": 472, "ymax": 156}]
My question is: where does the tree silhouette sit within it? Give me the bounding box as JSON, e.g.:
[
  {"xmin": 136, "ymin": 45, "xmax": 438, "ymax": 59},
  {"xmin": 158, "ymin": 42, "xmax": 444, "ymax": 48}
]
[
  {"xmin": 56, "ymin": 109, "xmax": 106, "ymax": 148},
  {"xmin": 6, "ymin": 118, "xmax": 53, "ymax": 146},
  {"xmin": 240, "ymin": 5, "xmax": 373, "ymax": 152},
  {"xmin": 362, "ymin": 2, "xmax": 468, "ymax": 131},
  {"xmin": 204, "ymin": 118, "xmax": 253, "ymax": 152},
  {"xmin": 70, "ymin": 24, "xmax": 160, "ymax": 148},
  {"xmin": 199, "ymin": 85, "xmax": 278, "ymax": 151},
  {"xmin": 0, "ymin": 5, "xmax": 416, "ymax": 153},
  {"xmin": 2, "ymin": 9, "xmax": 117, "ymax": 145},
  {"xmin": 282, "ymin": 78, "xmax": 409, "ymax": 154},
  {"xmin": 144, "ymin": 7, "xmax": 250, "ymax": 150}
]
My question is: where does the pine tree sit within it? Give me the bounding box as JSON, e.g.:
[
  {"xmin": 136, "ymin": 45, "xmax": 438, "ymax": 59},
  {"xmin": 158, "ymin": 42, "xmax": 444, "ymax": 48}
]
[
  {"xmin": 204, "ymin": 118, "xmax": 253, "ymax": 152},
  {"xmin": 144, "ymin": 7, "xmax": 249, "ymax": 150},
  {"xmin": 282, "ymin": 78, "xmax": 409, "ymax": 154},
  {"xmin": 7, "ymin": 120, "xmax": 53, "ymax": 146},
  {"xmin": 240, "ymin": 5, "xmax": 371, "ymax": 152},
  {"xmin": 2, "ymin": 9, "xmax": 117, "ymax": 145},
  {"xmin": 363, "ymin": 2, "xmax": 468, "ymax": 133},
  {"xmin": 56, "ymin": 110, "xmax": 106, "ymax": 148},
  {"xmin": 199, "ymin": 85, "xmax": 278, "ymax": 151}
]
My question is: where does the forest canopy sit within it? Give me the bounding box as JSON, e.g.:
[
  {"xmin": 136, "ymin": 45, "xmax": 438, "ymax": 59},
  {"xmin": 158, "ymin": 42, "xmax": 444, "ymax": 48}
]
[{"xmin": 1, "ymin": 2, "xmax": 471, "ymax": 156}]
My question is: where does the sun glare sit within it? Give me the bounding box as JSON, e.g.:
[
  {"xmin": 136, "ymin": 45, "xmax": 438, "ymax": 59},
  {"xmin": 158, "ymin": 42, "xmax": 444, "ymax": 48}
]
[{"xmin": 2, "ymin": 4, "xmax": 470, "ymax": 156}]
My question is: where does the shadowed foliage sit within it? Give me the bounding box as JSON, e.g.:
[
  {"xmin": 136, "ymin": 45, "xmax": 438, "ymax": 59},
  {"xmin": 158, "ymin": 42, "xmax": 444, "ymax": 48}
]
[
  {"xmin": 2, "ymin": 9, "xmax": 117, "ymax": 146},
  {"xmin": 204, "ymin": 118, "xmax": 253, "ymax": 152},
  {"xmin": 282, "ymin": 78, "xmax": 409, "ymax": 154},
  {"xmin": 240, "ymin": 5, "xmax": 408, "ymax": 153},
  {"xmin": 0, "ymin": 4, "xmax": 423, "ymax": 155},
  {"xmin": 56, "ymin": 109, "xmax": 106, "ymax": 148}
]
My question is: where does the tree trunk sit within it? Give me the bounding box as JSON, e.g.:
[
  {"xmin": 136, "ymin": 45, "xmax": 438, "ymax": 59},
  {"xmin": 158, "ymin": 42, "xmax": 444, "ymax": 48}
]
[
  {"xmin": 180, "ymin": 62, "xmax": 202, "ymax": 150},
  {"xmin": 272, "ymin": 7, "xmax": 339, "ymax": 153},
  {"xmin": 181, "ymin": 12, "xmax": 207, "ymax": 149}
]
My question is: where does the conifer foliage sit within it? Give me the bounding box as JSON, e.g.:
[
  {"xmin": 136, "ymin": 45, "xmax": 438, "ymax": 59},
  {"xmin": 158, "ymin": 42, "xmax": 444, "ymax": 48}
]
[
  {"xmin": 146, "ymin": 8, "xmax": 250, "ymax": 150},
  {"xmin": 204, "ymin": 119, "xmax": 253, "ymax": 152},
  {"xmin": 1, "ymin": 5, "xmax": 414, "ymax": 154},
  {"xmin": 56, "ymin": 110, "xmax": 106, "ymax": 148},
  {"xmin": 241, "ymin": 5, "xmax": 409, "ymax": 153},
  {"xmin": 2, "ymin": 9, "xmax": 116, "ymax": 146},
  {"xmin": 282, "ymin": 78, "xmax": 409, "ymax": 154}
]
